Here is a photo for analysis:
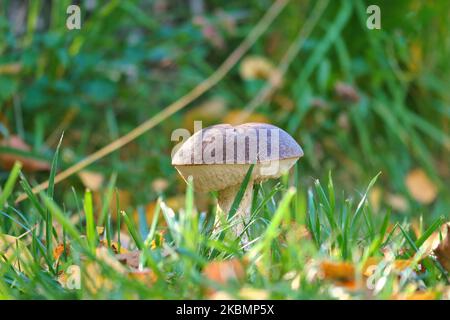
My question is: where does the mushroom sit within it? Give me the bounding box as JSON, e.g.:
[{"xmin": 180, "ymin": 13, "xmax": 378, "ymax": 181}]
[{"xmin": 172, "ymin": 123, "xmax": 303, "ymax": 243}]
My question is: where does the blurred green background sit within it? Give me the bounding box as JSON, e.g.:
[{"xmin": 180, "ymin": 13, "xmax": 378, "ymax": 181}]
[{"xmin": 0, "ymin": 0, "xmax": 449, "ymax": 221}]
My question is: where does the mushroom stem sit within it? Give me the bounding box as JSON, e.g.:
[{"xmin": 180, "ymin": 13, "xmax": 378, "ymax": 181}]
[{"xmin": 217, "ymin": 181, "xmax": 254, "ymax": 245}]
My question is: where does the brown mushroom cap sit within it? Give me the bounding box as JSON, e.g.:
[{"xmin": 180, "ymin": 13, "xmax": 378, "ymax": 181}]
[{"xmin": 172, "ymin": 123, "xmax": 303, "ymax": 192}]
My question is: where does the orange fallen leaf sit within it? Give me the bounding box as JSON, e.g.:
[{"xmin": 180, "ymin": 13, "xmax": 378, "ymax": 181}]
[
  {"xmin": 392, "ymin": 291, "xmax": 437, "ymax": 300},
  {"xmin": 405, "ymin": 168, "xmax": 437, "ymax": 204},
  {"xmin": 128, "ymin": 269, "xmax": 157, "ymax": 285},
  {"xmin": 393, "ymin": 259, "xmax": 413, "ymax": 271},
  {"xmin": 320, "ymin": 261, "xmax": 354, "ymax": 283},
  {"xmin": 321, "ymin": 258, "xmax": 413, "ymax": 285},
  {"xmin": 0, "ymin": 135, "xmax": 50, "ymax": 172},
  {"xmin": 203, "ymin": 259, "xmax": 246, "ymax": 293},
  {"xmin": 53, "ymin": 243, "xmax": 70, "ymax": 260}
]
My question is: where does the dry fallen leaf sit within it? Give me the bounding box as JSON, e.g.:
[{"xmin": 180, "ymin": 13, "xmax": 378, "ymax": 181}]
[
  {"xmin": 369, "ymin": 187, "xmax": 382, "ymax": 212},
  {"xmin": 386, "ymin": 193, "xmax": 409, "ymax": 212},
  {"xmin": 84, "ymin": 247, "xmax": 127, "ymax": 294},
  {"xmin": 393, "ymin": 259, "xmax": 413, "ymax": 271},
  {"xmin": 392, "ymin": 291, "xmax": 437, "ymax": 300},
  {"xmin": 223, "ymin": 110, "xmax": 269, "ymax": 125},
  {"xmin": 405, "ymin": 168, "xmax": 438, "ymax": 204},
  {"xmin": 116, "ymin": 251, "xmax": 141, "ymax": 269},
  {"xmin": 0, "ymin": 234, "xmax": 33, "ymax": 275},
  {"xmin": 78, "ymin": 170, "xmax": 104, "ymax": 191},
  {"xmin": 128, "ymin": 269, "xmax": 157, "ymax": 286},
  {"xmin": 0, "ymin": 63, "xmax": 22, "ymax": 75},
  {"xmin": 0, "ymin": 135, "xmax": 50, "ymax": 172},
  {"xmin": 334, "ymin": 81, "xmax": 360, "ymax": 103},
  {"xmin": 53, "ymin": 242, "xmax": 70, "ymax": 260},
  {"xmin": 151, "ymin": 178, "xmax": 169, "ymax": 193},
  {"xmin": 239, "ymin": 56, "xmax": 277, "ymax": 81},
  {"xmin": 320, "ymin": 261, "xmax": 355, "ymax": 283},
  {"xmin": 273, "ymin": 94, "xmax": 295, "ymax": 111},
  {"xmin": 321, "ymin": 258, "xmax": 414, "ymax": 288},
  {"xmin": 183, "ymin": 98, "xmax": 227, "ymax": 132},
  {"xmin": 208, "ymin": 291, "xmax": 234, "ymax": 300},
  {"xmin": 238, "ymin": 287, "xmax": 270, "ymax": 300},
  {"xmin": 203, "ymin": 259, "xmax": 246, "ymax": 294}
]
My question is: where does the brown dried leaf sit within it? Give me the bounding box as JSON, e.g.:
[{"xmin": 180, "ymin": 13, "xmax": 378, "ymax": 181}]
[
  {"xmin": 320, "ymin": 261, "xmax": 355, "ymax": 283},
  {"xmin": 151, "ymin": 178, "xmax": 169, "ymax": 193},
  {"xmin": 369, "ymin": 187, "xmax": 382, "ymax": 212},
  {"xmin": 0, "ymin": 135, "xmax": 50, "ymax": 172},
  {"xmin": 239, "ymin": 56, "xmax": 277, "ymax": 81},
  {"xmin": 321, "ymin": 258, "xmax": 413, "ymax": 286},
  {"xmin": 78, "ymin": 170, "xmax": 104, "ymax": 191},
  {"xmin": 273, "ymin": 94, "xmax": 295, "ymax": 111},
  {"xmin": 203, "ymin": 259, "xmax": 246, "ymax": 293},
  {"xmin": 128, "ymin": 269, "xmax": 157, "ymax": 286},
  {"xmin": 0, "ymin": 63, "xmax": 22, "ymax": 75},
  {"xmin": 433, "ymin": 224, "xmax": 450, "ymax": 272},
  {"xmin": 386, "ymin": 193, "xmax": 409, "ymax": 212},
  {"xmin": 334, "ymin": 81, "xmax": 360, "ymax": 103},
  {"xmin": 116, "ymin": 251, "xmax": 141, "ymax": 269},
  {"xmin": 405, "ymin": 168, "xmax": 438, "ymax": 204}
]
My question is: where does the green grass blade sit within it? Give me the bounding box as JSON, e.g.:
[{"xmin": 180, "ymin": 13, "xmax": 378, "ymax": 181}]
[
  {"xmin": 84, "ymin": 189, "xmax": 97, "ymax": 252},
  {"xmin": 46, "ymin": 133, "xmax": 64, "ymax": 253},
  {"xmin": 121, "ymin": 210, "xmax": 144, "ymax": 250},
  {"xmin": 98, "ymin": 172, "xmax": 117, "ymax": 226},
  {"xmin": 0, "ymin": 161, "xmax": 22, "ymax": 209},
  {"xmin": 228, "ymin": 164, "xmax": 254, "ymax": 220},
  {"xmin": 19, "ymin": 173, "xmax": 46, "ymax": 220},
  {"xmin": 350, "ymin": 172, "xmax": 381, "ymax": 231}
]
